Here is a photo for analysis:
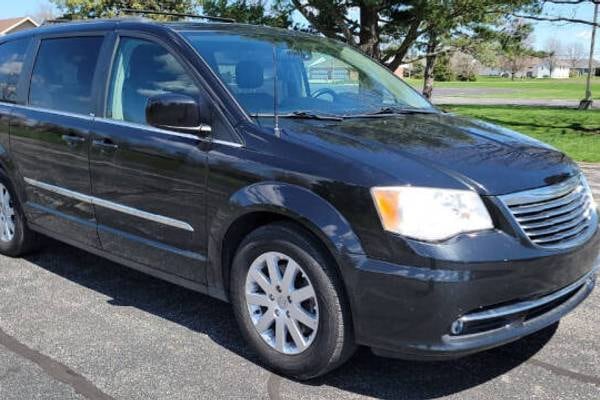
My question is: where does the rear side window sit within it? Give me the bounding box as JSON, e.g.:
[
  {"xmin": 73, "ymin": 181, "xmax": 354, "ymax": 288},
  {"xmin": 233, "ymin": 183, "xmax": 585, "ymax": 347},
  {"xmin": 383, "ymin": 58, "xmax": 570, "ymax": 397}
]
[
  {"xmin": 0, "ymin": 39, "xmax": 30, "ymax": 103},
  {"xmin": 29, "ymin": 36, "xmax": 104, "ymax": 115}
]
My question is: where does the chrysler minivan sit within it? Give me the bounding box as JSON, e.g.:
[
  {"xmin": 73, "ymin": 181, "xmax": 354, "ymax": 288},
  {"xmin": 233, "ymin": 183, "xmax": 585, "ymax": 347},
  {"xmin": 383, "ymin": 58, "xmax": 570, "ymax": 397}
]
[{"xmin": 0, "ymin": 16, "xmax": 597, "ymax": 379}]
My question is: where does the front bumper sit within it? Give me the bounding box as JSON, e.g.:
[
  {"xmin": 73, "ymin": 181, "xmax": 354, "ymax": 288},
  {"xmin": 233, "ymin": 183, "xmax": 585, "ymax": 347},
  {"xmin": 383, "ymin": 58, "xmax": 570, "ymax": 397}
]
[{"xmin": 346, "ymin": 227, "xmax": 600, "ymax": 360}]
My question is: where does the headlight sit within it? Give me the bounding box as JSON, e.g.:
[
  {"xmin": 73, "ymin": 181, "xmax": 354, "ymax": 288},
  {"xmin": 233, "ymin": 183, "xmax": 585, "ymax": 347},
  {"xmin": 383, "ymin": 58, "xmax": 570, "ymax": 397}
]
[{"xmin": 371, "ymin": 186, "xmax": 494, "ymax": 241}]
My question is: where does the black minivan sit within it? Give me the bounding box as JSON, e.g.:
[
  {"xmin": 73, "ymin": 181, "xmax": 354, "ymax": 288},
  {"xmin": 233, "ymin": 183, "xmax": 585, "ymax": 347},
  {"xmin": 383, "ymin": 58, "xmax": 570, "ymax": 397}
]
[{"xmin": 0, "ymin": 17, "xmax": 597, "ymax": 379}]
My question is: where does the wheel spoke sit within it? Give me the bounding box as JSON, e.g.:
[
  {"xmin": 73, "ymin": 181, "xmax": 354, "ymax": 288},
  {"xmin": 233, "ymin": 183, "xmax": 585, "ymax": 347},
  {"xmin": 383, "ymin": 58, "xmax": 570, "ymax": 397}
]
[
  {"xmin": 265, "ymin": 253, "xmax": 281, "ymax": 285},
  {"xmin": 280, "ymin": 259, "xmax": 299, "ymax": 293},
  {"xmin": 254, "ymin": 309, "xmax": 275, "ymax": 333},
  {"xmin": 249, "ymin": 268, "xmax": 272, "ymax": 294},
  {"xmin": 275, "ymin": 318, "xmax": 286, "ymax": 352},
  {"xmin": 286, "ymin": 318, "xmax": 307, "ymax": 352},
  {"xmin": 290, "ymin": 285, "xmax": 316, "ymax": 304},
  {"xmin": 246, "ymin": 293, "xmax": 271, "ymax": 307},
  {"xmin": 290, "ymin": 304, "xmax": 318, "ymax": 331}
]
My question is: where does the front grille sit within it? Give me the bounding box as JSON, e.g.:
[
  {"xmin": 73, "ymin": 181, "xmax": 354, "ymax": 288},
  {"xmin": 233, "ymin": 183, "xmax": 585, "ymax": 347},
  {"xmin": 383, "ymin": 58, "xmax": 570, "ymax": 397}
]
[{"xmin": 499, "ymin": 175, "xmax": 596, "ymax": 248}]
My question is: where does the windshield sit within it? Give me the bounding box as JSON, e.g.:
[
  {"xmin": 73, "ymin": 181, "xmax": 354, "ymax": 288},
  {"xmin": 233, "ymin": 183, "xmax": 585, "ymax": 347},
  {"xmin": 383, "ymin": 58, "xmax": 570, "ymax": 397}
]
[{"xmin": 182, "ymin": 30, "xmax": 434, "ymax": 117}]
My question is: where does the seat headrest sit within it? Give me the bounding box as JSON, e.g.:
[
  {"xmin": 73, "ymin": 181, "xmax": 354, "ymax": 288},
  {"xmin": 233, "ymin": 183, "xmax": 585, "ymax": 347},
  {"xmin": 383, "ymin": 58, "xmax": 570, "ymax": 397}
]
[{"xmin": 235, "ymin": 60, "xmax": 264, "ymax": 89}]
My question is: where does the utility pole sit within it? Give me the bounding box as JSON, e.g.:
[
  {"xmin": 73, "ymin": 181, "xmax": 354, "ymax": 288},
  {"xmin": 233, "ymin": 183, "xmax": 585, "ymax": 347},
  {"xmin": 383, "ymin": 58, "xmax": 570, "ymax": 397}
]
[{"xmin": 580, "ymin": 1, "xmax": 599, "ymax": 110}]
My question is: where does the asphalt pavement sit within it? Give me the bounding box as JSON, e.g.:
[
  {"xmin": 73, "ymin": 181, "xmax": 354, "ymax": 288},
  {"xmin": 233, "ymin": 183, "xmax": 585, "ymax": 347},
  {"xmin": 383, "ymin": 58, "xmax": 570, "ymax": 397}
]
[{"xmin": 0, "ymin": 167, "xmax": 599, "ymax": 399}]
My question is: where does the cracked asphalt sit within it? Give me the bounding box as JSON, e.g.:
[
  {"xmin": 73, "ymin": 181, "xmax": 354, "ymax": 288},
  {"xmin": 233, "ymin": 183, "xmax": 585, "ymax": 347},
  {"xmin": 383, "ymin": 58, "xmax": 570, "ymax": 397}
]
[{"xmin": 0, "ymin": 165, "xmax": 599, "ymax": 400}]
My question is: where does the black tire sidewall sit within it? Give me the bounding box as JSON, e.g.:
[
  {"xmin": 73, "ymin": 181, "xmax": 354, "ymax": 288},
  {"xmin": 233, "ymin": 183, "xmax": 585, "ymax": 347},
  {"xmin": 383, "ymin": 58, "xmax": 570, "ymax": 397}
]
[
  {"xmin": 231, "ymin": 226, "xmax": 347, "ymax": 379},
  {"xmin": 0, "ymin": 173, "xmax": 27, "ymax": 256}
]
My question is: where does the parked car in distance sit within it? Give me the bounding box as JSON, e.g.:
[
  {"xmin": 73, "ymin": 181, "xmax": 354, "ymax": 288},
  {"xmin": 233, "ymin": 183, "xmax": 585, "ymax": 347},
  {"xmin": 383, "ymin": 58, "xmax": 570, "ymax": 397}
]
[{"xmin": 0, "ymin": 16, "xmax": 598, "ymax": 380}]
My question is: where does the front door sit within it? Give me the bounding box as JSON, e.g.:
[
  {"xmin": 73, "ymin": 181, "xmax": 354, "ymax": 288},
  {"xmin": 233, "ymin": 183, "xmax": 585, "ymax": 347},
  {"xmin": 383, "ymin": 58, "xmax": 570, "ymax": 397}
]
[
  {"xmin": 89, "ymin": 36, "xmax": 209, "ymax": 282},
  {"xmin": 10, "ymin": 35, "xmax": 106, "ymax": 247}
]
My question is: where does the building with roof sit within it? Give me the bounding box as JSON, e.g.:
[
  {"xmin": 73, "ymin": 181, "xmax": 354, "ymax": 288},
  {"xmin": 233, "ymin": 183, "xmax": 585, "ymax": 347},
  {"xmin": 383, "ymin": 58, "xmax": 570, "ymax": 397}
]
[{"xmin": 0, "ymin": 17, "xmax": 39, "ymax": 36}]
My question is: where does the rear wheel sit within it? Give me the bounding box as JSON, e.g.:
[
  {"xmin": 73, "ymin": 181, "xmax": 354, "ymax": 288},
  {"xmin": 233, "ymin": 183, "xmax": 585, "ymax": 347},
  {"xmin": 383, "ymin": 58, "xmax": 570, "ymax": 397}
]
[
  {"xmin": 0, "ymin": 174, "xmax": 38, "ymax": 257},
  {"xmin": 231, "ymin": 222, "xmax": 355, "ymax": 380}
]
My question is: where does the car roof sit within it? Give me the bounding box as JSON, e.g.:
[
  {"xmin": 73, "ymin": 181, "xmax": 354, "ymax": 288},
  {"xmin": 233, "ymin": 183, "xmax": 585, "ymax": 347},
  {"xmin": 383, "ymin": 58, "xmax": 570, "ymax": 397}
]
[{"xmin": 0, "ymin": 17, "xmax": 317, "ymax": 44}]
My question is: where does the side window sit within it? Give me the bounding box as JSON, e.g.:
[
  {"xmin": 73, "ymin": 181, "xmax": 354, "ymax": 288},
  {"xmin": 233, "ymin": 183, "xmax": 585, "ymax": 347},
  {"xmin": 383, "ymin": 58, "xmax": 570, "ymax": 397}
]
[
  {"xmin": 107, "ymin": 37, "xmax": 200, "ymax": 125},
  {"xmin": 0, "ymin": 38, "xmax": 30, "ymax": 103},
  {"xmin": 29, "ymin": 36, "xmax": 104, "ymax": 115}
]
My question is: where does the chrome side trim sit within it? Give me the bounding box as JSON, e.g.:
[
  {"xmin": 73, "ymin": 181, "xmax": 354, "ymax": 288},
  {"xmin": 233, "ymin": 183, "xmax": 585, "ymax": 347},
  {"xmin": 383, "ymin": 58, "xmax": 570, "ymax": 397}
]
[
  {"xmin": 458, "ymin": 262, "xmax": 599, "ymax": 324},
  {"xmin": 24, "ymin": 178, "xmax": 194, "ymax": 232}
]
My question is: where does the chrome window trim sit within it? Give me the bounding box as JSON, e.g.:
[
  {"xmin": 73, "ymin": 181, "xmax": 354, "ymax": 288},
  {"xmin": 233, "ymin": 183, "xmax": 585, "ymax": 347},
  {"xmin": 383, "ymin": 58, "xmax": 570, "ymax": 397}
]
[
  {"xmin": 0, "ymin": 102, "xmax": 244, "ymax": 148},
  {"xmin": 8, "ymin": 103, "xmax": 94, "ymax": 120},
  {"xmin": 94, "ymin": 117, "xmax": 244, "ymax": 148},
  {"xmin": 24, "ymin": 178, "xmax": 194, "ymax": 232}
]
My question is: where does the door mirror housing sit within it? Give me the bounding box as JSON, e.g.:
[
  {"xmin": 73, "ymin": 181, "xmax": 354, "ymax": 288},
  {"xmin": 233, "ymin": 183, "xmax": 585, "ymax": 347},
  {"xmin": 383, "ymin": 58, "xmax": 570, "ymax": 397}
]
[{"xmin": 146, "ymin": 93, "xmax": 212, "ymax": 136}]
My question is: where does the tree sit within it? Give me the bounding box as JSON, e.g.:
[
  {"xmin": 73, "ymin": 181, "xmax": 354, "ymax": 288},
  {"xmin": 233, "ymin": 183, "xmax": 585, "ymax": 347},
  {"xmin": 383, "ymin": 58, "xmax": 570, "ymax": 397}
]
[
  {"xmin": 544, "ymin": 37, "xmax": 563, "ymax": 77},
  {"xmin": 290, "ymin": 1, "xmax": 537, "ymax": 71},
  {"xmin": 565, "ymin": 42, "xmax": 585, "ymax": 71},
  {"xmin": 30, "ymin": 2, "xmax": 56, "ymax": 24},
  {"xmin": 289, "ymin": 1, "xmax": 537, "ymax": 98},
  {"xmin": 497, "ymin": 19, "xmax": 538, "ymax": 80},
  {"xmin": 50, "ymin": 0, "xmax": 201, "ymax": 19},
  {"xmin": 201, "ymin": 0, "xmax": 292, "ymax": 28},
  {"xmin": 515, "ymin": 0, "xmax": 600, "ymax": 28}
]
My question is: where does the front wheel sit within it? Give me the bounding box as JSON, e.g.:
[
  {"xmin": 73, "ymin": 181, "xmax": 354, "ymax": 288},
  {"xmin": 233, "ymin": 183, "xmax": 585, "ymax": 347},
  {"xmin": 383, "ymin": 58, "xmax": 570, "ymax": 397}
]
[{"xmin": 230, "ymin": 222, "xmax": 355, "ymax": 380}]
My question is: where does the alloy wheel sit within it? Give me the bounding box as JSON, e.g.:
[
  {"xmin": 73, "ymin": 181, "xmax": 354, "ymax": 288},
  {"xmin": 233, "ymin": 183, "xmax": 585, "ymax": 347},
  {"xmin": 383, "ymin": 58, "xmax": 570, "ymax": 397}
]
[
  {"xmin": 0, "ymin": 184, "xmax": 15, "ymax": 243},
  {"xmin": 245, "ymin": 251, "xmax": 319, "ymax": 355}
]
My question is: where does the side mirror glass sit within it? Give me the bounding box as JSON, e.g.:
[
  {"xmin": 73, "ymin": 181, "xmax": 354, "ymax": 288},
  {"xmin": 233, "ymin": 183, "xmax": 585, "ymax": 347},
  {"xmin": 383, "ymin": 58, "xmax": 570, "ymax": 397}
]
[{"xmin": 145, "ymin": 93, "xmax": 211, "ymax": 136}]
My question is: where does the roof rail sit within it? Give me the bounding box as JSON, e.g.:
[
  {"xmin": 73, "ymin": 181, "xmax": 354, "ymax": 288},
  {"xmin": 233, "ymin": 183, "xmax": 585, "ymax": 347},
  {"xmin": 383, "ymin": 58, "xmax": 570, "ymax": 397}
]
[{"xmin": 119, "ymin": 9, "xmax": 235, "ymax": 23}]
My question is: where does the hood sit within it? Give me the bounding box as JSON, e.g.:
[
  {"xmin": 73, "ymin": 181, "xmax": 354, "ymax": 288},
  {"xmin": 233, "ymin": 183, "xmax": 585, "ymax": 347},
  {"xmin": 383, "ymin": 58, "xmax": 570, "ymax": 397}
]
[{"xmin": 279, "ymin": 112, "xmax": 578, "ymax": 195}]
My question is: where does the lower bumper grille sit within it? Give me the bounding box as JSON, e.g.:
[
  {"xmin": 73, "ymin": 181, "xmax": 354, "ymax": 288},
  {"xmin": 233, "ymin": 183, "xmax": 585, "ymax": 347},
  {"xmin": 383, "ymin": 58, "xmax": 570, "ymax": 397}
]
[{"xmin": 450, "ymin": 266, "xmax": 598, "ymax": 336}]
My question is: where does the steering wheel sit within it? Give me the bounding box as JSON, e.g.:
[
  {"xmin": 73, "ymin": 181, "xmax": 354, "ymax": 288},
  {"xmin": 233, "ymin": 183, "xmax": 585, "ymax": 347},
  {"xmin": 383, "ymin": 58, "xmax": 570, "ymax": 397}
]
[{"xmin": 311, "ymin": 88, "xmax": 338, "ymax": 101}]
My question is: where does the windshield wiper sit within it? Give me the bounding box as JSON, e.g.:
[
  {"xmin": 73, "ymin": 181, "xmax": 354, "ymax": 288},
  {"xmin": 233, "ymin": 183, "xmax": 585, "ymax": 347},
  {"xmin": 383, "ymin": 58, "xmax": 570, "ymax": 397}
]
[
  {"xmin": 345, "ymin": 107, "xmax": 437, "ymax": 118},
  {"xmin": 278, "ymin": 111, "xmax": 344, "ymax": 121}
]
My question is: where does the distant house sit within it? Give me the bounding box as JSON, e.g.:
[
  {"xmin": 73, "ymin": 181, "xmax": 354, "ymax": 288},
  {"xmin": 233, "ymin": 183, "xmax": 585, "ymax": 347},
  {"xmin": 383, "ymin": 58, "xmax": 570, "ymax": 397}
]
[
  {"xmin": 307, "ymin": 57, "xmax": 359, "ymax": 82},
  {"xmin": 0, "ymin": 17, "xmax": 39, "ymax": 36},
  {"xmin": 571, "ymin": 59, "xmax": 600, "ymax": 77},
  {"xmin": 527, "ymin": 61, "xmax": 571, "ymax": 79},
  {"xmin": 480, "ymin": 58, "xmax": 571, "ymax": 79}
]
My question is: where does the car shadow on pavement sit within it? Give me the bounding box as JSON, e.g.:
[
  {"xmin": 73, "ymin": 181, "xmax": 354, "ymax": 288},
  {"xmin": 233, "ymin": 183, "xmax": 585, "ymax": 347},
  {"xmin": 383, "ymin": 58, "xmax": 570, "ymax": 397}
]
[{"xmin": 24, "ymin": 240, "xmax": 557, "ymax": 400}]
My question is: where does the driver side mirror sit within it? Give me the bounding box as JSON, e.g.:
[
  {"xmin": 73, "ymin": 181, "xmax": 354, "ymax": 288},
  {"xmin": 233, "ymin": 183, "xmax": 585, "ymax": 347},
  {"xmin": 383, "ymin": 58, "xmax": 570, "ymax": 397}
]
[{"xmin": 146, "ymin": 93, "xmax": 212, "ymax": 136}]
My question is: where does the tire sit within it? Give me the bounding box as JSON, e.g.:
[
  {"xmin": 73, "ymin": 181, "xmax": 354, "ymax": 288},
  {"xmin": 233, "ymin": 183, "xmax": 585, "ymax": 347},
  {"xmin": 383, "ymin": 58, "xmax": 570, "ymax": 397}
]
[
  {"xmin": 0, "ymin": 172, "xmax": 38, "ymax": 257},
  {"xmin": 230, "ymin": 222, "xmax": 356, "ymax": 380}
]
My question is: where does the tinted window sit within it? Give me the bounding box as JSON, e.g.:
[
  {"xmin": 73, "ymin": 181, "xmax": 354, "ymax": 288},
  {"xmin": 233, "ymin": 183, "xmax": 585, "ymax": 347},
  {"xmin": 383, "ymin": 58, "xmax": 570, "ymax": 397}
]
[
  {"xmin": 0, "ymin": 39, "xmax": 30, "ymax": 103},
  {"xmin": 107, "ymin": 37, "xmax": 199, "ymax": 125},
  {"xmin": 29, "ymin": 36, "xmax": 103, "ymax": 114},
  {"xmin": 183, "ymin": 32, "xmax": 433, "ymax": 116}
]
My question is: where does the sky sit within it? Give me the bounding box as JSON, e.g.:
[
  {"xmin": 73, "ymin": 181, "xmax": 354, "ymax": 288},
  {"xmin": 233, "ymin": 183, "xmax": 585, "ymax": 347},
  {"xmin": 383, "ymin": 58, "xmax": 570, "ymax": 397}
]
[{"xmin": 2, "ymin": 0, "xmax": 599, "ymax": 56}]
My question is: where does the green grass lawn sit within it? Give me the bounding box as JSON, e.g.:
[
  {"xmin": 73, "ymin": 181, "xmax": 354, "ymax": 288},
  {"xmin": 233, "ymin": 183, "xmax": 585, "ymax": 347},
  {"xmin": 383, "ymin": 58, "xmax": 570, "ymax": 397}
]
[
  {"xmin": 405, "ymin": 76, "xmax": 600, "ymax": 101},
  {"xmin": 444, "ymin": 105, "xmax": 600, "ymax": 163}
]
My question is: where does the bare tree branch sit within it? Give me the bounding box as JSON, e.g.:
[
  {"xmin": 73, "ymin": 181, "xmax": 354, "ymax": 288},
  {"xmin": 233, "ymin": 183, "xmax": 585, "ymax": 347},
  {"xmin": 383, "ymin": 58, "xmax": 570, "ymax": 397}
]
[
  {"xmin": 543, "ymin": 0, "xmax": 596, "ymax": 4},
  {"xmin": 512, "ymin": 13, "xmax": 600, "ymax": 27}
]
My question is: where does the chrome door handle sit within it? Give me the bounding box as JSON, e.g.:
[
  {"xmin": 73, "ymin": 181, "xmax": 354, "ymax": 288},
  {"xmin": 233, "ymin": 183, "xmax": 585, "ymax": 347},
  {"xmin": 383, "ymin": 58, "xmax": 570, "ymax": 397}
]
[
  {"xmin": 92, "ymin": 138, "xmax": 119, "ymax": 150},
  {"xmin": 61, "ymin": 134, "xmax": 86, "ymax": 146}
]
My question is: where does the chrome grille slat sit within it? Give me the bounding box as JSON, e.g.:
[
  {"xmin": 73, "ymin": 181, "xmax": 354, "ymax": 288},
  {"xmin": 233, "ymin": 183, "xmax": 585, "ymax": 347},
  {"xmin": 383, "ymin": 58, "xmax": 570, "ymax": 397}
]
[
  {"xmin": 520, "ymin": 206, "xmax": 586, "ymax": 230},
  {"xmin": 525, "ymin": 212, "xmax": 591, "ymax": 237},
  {"xmin": 499, "ymin": 175, "xmax": 596, "ymax": 249},
  {"xmin": 531, "ymin": 222, "xmax": 589, "ymax": 244},
  {"xmin": 515, "ymin": 196, "xmax": 588, "ymax": 223},
  {"xmin": 510, "ymin": 188, "xmax": 582, "ymax": 214}
]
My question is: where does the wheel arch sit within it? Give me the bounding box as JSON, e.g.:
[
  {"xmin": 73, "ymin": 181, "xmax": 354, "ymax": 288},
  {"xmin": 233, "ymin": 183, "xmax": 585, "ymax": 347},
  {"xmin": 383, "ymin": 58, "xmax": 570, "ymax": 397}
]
[{"xmin": 206, "ymin": 182, "xmax": 365, "ymax": 302}]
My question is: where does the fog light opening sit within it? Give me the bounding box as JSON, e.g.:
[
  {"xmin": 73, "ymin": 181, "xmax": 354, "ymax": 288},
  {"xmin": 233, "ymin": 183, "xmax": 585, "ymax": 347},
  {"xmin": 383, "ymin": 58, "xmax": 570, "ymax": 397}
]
[{"xmin": 451, "ymin": 320, "xmax": 464, "ymax": 335}]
